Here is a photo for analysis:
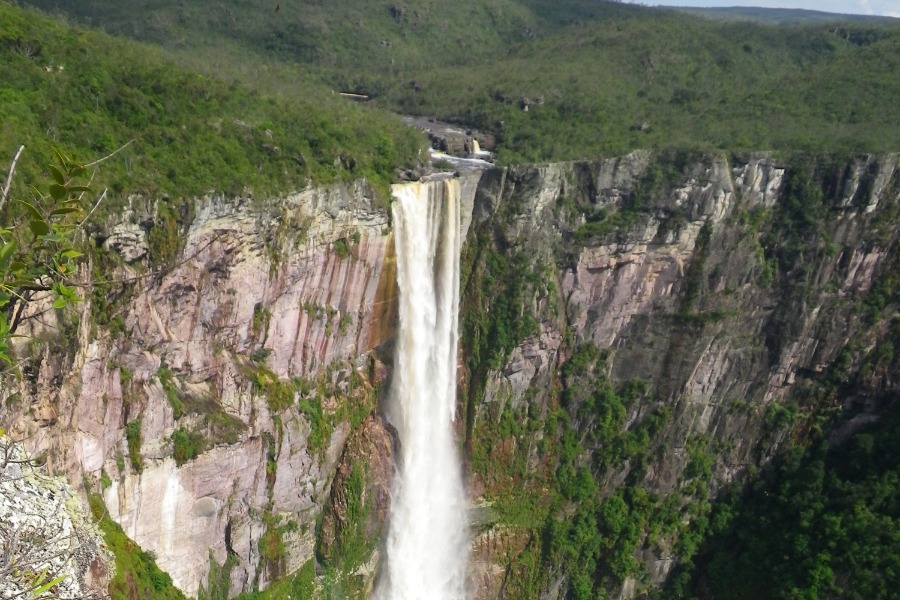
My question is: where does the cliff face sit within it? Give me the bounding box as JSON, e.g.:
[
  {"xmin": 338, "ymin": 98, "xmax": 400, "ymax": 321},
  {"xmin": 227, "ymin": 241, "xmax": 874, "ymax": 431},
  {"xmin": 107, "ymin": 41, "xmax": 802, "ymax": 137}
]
[
  {"xmin": 2, "ymin": 180, "xmax": 406, "ymax": 596},
  {"xmin": 0, "ymin": 152, "xmax": 897, "ymax": 599},
  {"xmin": 462, "ymin": 151, "xmax": 899, "ymax": 597}
]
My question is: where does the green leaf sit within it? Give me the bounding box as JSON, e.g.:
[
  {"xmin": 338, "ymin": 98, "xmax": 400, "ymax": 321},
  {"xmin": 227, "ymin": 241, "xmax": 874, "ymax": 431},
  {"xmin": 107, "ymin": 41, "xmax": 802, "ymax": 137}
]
[
  {"xmin": 52, "ymin": 297, "xmax": 68, "ymax": 309},
  {"xmin": 50, "ymin": 206, "xmax": 80, "ymax": 216},
  {"xmin": 65, "ymin": 185, "xmax": 92, "ymax": 194},
  {"xmin": 49, "ymin": 164, "xmax": 66, "ymax": 186},
  {"xmin": 53, "ymin": 149, "xmax": 71, "ymax": 171},
  {"xmin": 0, "ymin": 242, "xmax": 15, "ymax": 271},
  {"xmin": 61, "ymin": 249, "xmax": 83, "ymax": 260},
  {"xmin": 9, "ymin": 261, "xmax": 27, "ymax": 272},
  {"xmin": 31, "ymin": 574, "xmax": 67, "ymax": 596},
  {"xmin": 49, "ymin": 183, "xmax": 68, "ymax": 201},
  {"xmin": 28, "ymin": 185, "xmax": 46, "ymax": 202},
  {"xmin": 29, "ymin": 220, "xmax": 50, "ymax": 237},
  {"xmin": 53, "ymin": 282, "xmax": 78, "ymax": 299},
  {"xmin": 19, "ymin": 200, "xmax": 44, "ymax": 222}
]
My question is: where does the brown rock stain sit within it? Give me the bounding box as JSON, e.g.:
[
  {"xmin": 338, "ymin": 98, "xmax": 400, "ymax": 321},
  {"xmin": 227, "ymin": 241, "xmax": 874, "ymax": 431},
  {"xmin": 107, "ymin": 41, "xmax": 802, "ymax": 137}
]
[{"xmin": 367, "ymin": 234, "xmax": 398, "ymax": 350}]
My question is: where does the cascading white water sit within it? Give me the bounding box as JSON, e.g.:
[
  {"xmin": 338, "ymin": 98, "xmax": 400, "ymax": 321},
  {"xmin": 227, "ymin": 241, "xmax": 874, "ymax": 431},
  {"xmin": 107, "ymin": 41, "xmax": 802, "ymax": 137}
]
[{"xmin": 376, "ymin": 179, "xmax": 469, "ymax": 600}]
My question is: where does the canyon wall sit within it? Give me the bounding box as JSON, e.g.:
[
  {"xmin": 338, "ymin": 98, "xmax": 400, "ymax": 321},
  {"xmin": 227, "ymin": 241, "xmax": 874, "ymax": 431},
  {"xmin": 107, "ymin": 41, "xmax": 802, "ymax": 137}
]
[
  {"xmin": 3, "ymin": 180, "xmax": 408, "ymax": 596},
  {"xmin": 462, "ymin": 151, "xmax": 899, "ymax": 598},
  {"xmin": 1, "ymin": 151, "xmax": 897, "ymax": 599}
]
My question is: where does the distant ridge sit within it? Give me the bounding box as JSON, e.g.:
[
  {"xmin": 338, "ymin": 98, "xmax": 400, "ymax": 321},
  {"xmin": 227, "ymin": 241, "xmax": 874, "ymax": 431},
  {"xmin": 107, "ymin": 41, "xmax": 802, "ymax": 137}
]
[{"xmin": 674, "ymin": 6, "xmax": 899, "ymax": 24}]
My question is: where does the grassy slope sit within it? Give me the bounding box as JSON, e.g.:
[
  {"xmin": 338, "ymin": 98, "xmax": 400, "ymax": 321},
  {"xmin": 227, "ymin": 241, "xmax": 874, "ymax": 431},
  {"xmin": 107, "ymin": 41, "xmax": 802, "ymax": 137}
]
[
  {"xmin": 18, "ymin": 0, "xmax": 900, "ymax": 162},
  {"xmin": 387, "ymin": 14, "xmax": 900, "ymax": 162},
  {"xmin": 0, "ymin": 1, "xmax": 425, "ymax": 204}
]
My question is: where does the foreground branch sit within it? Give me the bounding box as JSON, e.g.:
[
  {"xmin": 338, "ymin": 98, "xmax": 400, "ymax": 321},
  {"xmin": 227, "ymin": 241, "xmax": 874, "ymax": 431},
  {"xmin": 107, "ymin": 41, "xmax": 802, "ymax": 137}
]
[{"xmin": 0, "ymin": 145, "xmax": 25, "ymax": 212}]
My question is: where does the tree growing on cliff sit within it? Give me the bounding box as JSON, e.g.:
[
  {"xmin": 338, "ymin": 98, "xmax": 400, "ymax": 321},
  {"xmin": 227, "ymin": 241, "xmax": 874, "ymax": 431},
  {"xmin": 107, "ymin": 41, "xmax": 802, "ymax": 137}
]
[{"xmin": 0, "ymin": 145, "xmax": 93, "ymax": 366}]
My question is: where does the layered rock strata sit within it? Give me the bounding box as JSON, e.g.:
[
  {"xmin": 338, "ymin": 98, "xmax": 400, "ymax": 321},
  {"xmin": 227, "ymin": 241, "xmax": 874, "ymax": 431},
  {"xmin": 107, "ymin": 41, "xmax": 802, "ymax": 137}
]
[{"xmin": 1, "ymin": 152, "xmax": 897, "ymax": 599}]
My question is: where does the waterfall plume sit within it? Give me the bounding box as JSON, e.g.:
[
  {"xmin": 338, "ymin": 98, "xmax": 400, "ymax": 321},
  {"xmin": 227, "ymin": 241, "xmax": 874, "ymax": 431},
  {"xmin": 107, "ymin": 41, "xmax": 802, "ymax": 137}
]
[{"xmin": 376, "ymin": 179, "xmax": 469, "ymax": 600}]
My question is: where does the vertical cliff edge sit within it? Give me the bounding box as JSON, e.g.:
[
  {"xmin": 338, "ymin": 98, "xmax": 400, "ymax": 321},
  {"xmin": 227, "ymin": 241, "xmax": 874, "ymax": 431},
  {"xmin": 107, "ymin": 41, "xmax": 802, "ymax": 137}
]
[{"xmin": 0, "ymin": 151, "xmax": 897, "ymax": 599}]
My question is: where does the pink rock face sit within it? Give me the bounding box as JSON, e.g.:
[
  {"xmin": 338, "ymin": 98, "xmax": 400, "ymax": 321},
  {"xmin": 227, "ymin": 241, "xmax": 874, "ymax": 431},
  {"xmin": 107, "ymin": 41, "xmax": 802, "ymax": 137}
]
[
  {"xmin": 3, "ymin": 181, "xmax": 400, "ymax": 596},
  {"xmin": 130, "ymin": 186, "xmax": 396, "ymax": 380}
]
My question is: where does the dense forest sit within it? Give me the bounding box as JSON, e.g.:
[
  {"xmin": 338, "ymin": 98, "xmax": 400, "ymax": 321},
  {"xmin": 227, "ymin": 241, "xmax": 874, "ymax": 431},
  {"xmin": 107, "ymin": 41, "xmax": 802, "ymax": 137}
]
[{"xmin": 15, "ymin": 0, "xmax": 900, "ymax": 161}]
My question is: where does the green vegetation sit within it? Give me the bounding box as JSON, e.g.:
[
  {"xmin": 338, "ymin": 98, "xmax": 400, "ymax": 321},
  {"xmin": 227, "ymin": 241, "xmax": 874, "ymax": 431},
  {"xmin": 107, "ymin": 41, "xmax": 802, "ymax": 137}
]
[
  {"xmin": 298, "ymin": 396, "xmax": 331, "ymax": 454},
  {"xmin": 463, "ymin": 246, "xmax": 540, "ymax": 375},
  {"xmin": 667, "ymin": 409, "xmax": 900, "ymax": 600},
  {"xmin": 251, "ymin": 304, "xmax": 271, "ymax": 340},
  {"xmin": 170, "ymin": 426, "xmax": 205, "ymax": 466},
  {"xmin": 249, "ymin": 366, "xmax": 297, "ymax": 413},
  {"xmin": 0, "ymin": 2, "xmax": 425, "ymax": 209},
  {"xmin": 22, "ymin": 0, "xmax": 900, "ymax": 162},
  {"xmin": 676, "ymin": 6, "xmax": 894, "ymax": 24},
  {"xmin": 333, "ymin": 238, "xmax": 351, "ymax": 259},
  {"xmin": 87, "ymin": 492, "xmax": 188, "ymax": 600},
  {"xmin": 464, "ymin": 336, "xmax": 688, "ymax": 598},
  {"xmin": 320, "ymin": 461, "xmax": 375, "ymax": 574},
  {"xmin": 259, "ymin": 513, "xmax": 294, "ymax": 581},
  {"xmin": 125, "ymin": 418, "xmax": 142, "ymax": 473},
  {"xmin": 534, "ymin": 344, "xmax": 688, "ymax": 597},
  {"xmin": 156, "ymin": 366, "xmax": 247, "ymax": 459},
  {"xmin": 239, "ymin": 358, "xmax": 371, "ymax": 459},
  {"xmin": 89, "ymin": 246, "xmax": 135, "ymax": 339},
  {"xmin": 402, "ymin": 16, "xmax": 900, "ymax": 163},
  {"xmin": 198, "ymin": 552, "xmax": 237, "ymax": 600},
  {"xmin": 313, "ymin": 456, "xmax": 381, "ymax": 598},
  {"xmin": 147, "ymin": 199, "xmax": 193, "ymax": 267},
  {"xmin": 0, "ymin": 149, "xmax": 90, "ymax": 364},
  {"xmin": 222, "ymin": 559, "xmax": 317, "ymax": 600},
  {"xmin": 158, "ymin": 367, "xmax": 186, "ymax": 420}
]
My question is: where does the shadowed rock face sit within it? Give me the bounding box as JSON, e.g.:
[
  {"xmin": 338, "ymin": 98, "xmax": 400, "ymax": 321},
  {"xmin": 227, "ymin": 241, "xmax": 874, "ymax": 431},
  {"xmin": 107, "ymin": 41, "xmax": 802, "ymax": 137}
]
[
  {"xmin": 462, "ymin": 152, "xmax": 899, "ymax": 597},
  {"xmin": 1, "ymin": 152, "xmax": 897, "ymax": 599},
  {"xmin": 318, "ymin": 414, "xmax": 395, "ymax": 568}
]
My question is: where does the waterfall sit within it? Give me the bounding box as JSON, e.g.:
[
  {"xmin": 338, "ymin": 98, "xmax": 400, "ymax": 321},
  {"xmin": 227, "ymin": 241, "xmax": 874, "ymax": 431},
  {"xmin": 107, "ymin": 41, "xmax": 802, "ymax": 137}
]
[{"xmin": 376, "ymin": 179, "xmax": 469, "ymax": 600}]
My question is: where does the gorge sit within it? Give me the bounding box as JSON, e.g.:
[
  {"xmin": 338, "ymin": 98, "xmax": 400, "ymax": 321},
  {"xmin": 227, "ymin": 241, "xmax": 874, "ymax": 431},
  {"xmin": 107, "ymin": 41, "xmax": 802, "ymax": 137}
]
[
  {"xmin": 2, "ymin": 1, "xmax": 899, "ymax": 598},
  {"xmin": 1, "ymin": 148, "xmax": 897, "ymax": 600}
]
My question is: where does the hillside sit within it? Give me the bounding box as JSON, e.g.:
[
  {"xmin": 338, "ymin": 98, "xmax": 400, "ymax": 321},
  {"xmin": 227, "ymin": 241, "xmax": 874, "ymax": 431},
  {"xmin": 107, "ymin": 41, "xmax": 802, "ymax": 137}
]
[
  {"xmin": 0, "ymin": 2, "xmax": 424, "ymax": 204},
  {"xmin": 19, "ymin": 0, "xmax": 900, "ymax": 162}
]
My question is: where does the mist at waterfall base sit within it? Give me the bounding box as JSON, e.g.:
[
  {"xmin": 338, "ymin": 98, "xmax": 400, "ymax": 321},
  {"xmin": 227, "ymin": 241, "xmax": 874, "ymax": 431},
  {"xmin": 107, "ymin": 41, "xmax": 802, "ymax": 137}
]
[{"xmin": 375, "ymin": 179, "xmax": 470, "ymax": 600}]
